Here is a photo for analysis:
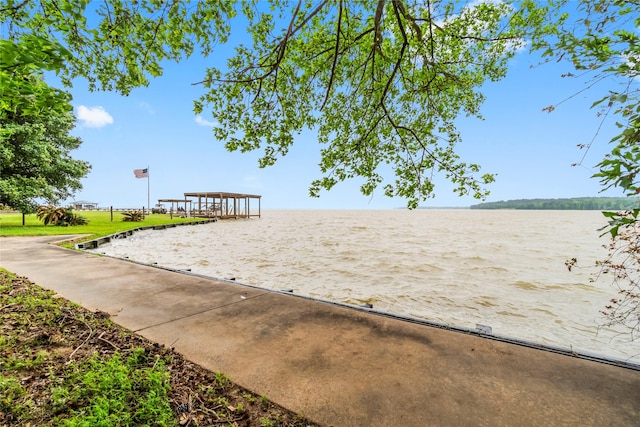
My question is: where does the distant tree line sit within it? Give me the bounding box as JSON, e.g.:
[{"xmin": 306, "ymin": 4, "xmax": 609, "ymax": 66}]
[{"xmin": 470, "ymin": 197, "xmax": 640, "ymax": 210}]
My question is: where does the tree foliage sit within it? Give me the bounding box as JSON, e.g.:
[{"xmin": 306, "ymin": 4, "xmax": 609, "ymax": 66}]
[
  {"xmin": 195, "ymin": 0, "xmax": 555, "ymax": 207},
  {"xmin": 0, "ymin": 36, "xmax": 73, "ymax": 122},
  {"xmin": 0, "ymin": 97, "xmax": 91, "ymax": 214},
  {"xmin": 0, "ymin": 0, "xmax": 234, "ymax": 94},
  {"xmin": 0, "ymin": 35, "xmax": 87, "ymax": 214},
  {"xmin": 1, "ymin": 0, "xmax": 556, "ymax": 208},
  {"xmin": 2, "ymin": 1, "xmax": 634, "ymax": 209},
  {"xmin": 0, "ymin": 0, "xmax": 236, "ymax": 213},
  {"xmin": 594, "ymin": 209, "xmax": 640, "ymax": 337}
]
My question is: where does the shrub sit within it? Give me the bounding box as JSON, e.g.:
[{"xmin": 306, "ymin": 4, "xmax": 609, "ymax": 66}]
[
  {"xmin": 121, "ymin": 211, "xmax": 144, "ymax": 222},
  {"xmin": 64, "ymin": 213, "xmax": 89, "ymax": 226},
  {"xmin": 36, "ymin": 205, "xmax": 88, "ymax": 226},
  {"xmin": 37, "ymin": 205, "xmax": 67, "ymax": 225}
]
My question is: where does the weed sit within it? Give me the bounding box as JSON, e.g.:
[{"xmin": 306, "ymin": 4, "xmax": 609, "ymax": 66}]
[
  {"xmin": 52, "ymin": 349, "xmax": 175, "ymax": 426},
  {"xmin": 214, "ymin": 371, "xmax": 230, "ymax": 388},
  {"xmin": 243, "ymin": 392, "xmax": 257, "ymax": 403},
  {"xmin": 260, "ymin": 418, "xmax": 275, "ymax": 427},
  {"xmin": 215, "ymin": 396, "xmax": 230, "ymax": 407},
  {"xmin": 51, "ymin": 384, "xmax": 71, "ymax": 407},
  {"xmin": 0, "ymin": 335, "xmax": 16, "ymax": 349},
  {"xmin": 0, "ymin": 375, "xmax": 31, "ymax": 422},
  {"xmin": 3, "ymin": 349, "xmax": 49, "ymax": 371},
  {"xmin": 0, "ymin": 375, "xmax": 25, "ymax": 407}
]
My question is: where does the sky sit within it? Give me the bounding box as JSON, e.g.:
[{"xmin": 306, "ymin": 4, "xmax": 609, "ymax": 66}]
[{"xmin": 58, "ymin": 7, "xmax": 630, "ymax": 211}]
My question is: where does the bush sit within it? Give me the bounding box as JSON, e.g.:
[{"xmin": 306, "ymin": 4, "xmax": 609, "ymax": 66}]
[
  {"xmin": 36, "ymin": 205, "xmax": 88, "ymax": 226},
  {"xmin": 63, "ymin": 213, "xmax": 89, "ymax": 226},
  {"xmin": 121, "ymin": 211, "xmax": 144, "ymax": 222}
]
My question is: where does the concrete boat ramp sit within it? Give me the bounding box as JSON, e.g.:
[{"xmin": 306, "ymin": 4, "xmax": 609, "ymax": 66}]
[{"xmin": 1, "ymin": 235, "xmax": 639, "ymax": 426}]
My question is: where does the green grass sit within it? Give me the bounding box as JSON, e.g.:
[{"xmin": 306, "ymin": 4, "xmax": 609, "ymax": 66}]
[
  {"xmin": 0, "ymin": 211, "xmax": 206, "ymax": 242},
  {"xmin": 51, "ymin": 349, "xmax": 176, "ymax": 427}
]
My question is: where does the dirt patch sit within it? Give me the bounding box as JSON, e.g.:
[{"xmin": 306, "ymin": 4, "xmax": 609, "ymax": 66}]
[{"xmin": 0, "ymin": 271, "xmax": 320, "ymax": 426}]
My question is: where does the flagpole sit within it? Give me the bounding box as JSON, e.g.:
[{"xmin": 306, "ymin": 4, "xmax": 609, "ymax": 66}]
[{"xmin": 147, "ymin": 165, "xmax": 150, "ymax": 214}]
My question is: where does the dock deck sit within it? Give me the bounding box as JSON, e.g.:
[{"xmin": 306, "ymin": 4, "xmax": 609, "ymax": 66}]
[
  {"xmin": 184, "ymin": 191, "xmax": 261, "ymax": 219},
  {"xmin": 155, "ymin": 192, "xmax": 262, "ymax": 219}
]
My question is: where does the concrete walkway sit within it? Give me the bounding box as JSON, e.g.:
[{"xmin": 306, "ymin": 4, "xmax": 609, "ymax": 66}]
[{"xmin": 1, "ymin": 235, "xmax": 639, "ymax": 426}]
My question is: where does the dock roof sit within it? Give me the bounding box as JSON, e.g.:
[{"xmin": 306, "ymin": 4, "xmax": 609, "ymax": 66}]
[{"xmin": 184, "ymin": 192, "xmax": 261, "ymax": 199}]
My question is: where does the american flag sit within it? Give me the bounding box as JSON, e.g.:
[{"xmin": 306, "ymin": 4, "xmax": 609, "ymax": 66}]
[{"xmin": 133, "ymin": 168, "xmax": 149, "ymax": 178}]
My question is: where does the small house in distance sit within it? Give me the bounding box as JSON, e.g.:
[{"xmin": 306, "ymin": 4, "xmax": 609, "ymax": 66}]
[
  {"xmin": 184, "ymin": 192, "xmax": 261, "ymax": 219},
  {"xmin": 73, "ymin": 201, "xmax": 99, "ymax": 210}
]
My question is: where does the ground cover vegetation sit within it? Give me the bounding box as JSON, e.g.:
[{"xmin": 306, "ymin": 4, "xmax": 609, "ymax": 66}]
[{"xmin": 0, "ymin": 268, "xmax": 318, "ymax": 426}]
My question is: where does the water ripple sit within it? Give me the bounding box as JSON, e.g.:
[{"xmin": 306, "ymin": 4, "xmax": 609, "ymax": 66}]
[{"xmin": 92, "ymin": 209, "xmax": 639, "ymax": 361}]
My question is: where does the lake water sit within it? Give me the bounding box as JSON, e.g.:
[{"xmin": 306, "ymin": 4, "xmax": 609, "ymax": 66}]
[{"xmin": 91, "ymin": 209, "xmax": 640, "ymax": 362}]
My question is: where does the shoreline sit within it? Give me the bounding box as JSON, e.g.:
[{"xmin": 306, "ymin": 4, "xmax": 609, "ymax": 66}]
[
  {"xmin": 83, "ymin": 210, "xmax": 638, "ymax": 362},
  {"xmin": 79, "ymin": 225, "xmax": 640, "ymax": 371}
]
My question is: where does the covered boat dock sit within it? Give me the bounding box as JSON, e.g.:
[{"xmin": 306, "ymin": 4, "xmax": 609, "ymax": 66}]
[
  {"xmin": 157, "ymin": 198, "xmax": 191, "ymax": 214},
  {"xmin": 184, "ymin": 192, "xmax": 261, "ymax": 219}
]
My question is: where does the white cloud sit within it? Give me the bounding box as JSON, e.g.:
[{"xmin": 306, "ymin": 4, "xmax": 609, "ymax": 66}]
[
  {"xmin": 76, "ymin": 105, "xmax": 114, "ymax": 128},
  {"xmin": 195, "ymin": 115, "xmax": 218, "ymax": 127}
]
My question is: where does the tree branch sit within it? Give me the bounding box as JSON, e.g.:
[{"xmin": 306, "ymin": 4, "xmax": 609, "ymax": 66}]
[
  {"xmin": 394, "ymin": 0, "xmax": 423, "ymax": 42},
  {"xmin": 374, "ymin": 0, "xmax": 386, "ymax": 56},
  {"xmin": 379, "ymin": 0, "xmax": 408, "ymax": 105},
  {"xmin": 193, "ymin": 0, "xmax": 330, "ymax": 89},
  {"xmin": 380, "ymin": 100, "xmax": 482, "ymax": 191},
  {"xmin": 321, "ymin": 0, "xmax": 343, "ymax": 111},
  {"xmin": 381, "ymin": 102, "xmax": 425, "ymax": 190},
  {"xmin": 0, "ymin": 0, "xmax": 29, "ymax": 14},
  {"xmin": 426, "ymin": 0, "xmax": 435, "ymax": 65},
  {"xmin": 273, "ymin": 0, "xmax": 302, "ymax": 90}
]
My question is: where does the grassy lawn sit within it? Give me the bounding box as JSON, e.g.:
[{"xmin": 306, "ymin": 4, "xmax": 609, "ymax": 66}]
[{"xmin": 0, "ymin": 210, "xmax": 206, "ymax": 242}]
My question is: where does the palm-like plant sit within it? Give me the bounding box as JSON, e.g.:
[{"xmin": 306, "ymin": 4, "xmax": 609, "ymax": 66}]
[
  {"xmin": 36, "ymin": 205, "xmax": 89, "ymax": 226},
  {"xmin": 121, "ymin": 211, "xmax": 144, "ymax": 222},
  {"xmin": 36, "ymin": 205, "xmax": 68, "ymax": 225},
  {"xmin": 60, "ymin": 212, "xmax": 89, "ymax": 226}
]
